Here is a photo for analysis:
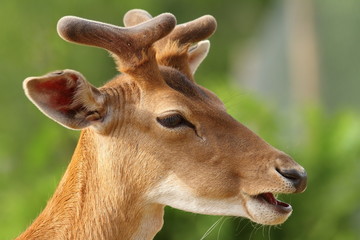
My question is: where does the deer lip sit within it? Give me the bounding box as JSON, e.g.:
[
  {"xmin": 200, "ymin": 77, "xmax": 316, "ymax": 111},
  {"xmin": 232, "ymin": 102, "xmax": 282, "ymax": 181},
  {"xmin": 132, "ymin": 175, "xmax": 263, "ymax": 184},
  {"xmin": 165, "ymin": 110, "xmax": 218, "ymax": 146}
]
[{"xmin": 254, "ymin": 192, "xmax": 292, "ymax": 214}]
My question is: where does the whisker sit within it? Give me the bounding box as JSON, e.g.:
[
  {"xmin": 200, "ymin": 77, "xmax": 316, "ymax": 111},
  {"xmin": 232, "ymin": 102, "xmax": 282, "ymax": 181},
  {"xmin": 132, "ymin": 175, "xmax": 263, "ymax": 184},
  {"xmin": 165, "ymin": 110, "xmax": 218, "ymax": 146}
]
[
  {"xmin": 267, "ymin": 225, "xmax": 273, "ymax": 240},
  {"xmin": 235, "ymin": 218, "xmax": 251, "ymax": 237},
  {"xmin": 216, "ymin": 216, "xmax": 231, "ymax": 240},
  {"xmin": 199, "ymin": 216, "xmax": 224, "ymax": 240}
]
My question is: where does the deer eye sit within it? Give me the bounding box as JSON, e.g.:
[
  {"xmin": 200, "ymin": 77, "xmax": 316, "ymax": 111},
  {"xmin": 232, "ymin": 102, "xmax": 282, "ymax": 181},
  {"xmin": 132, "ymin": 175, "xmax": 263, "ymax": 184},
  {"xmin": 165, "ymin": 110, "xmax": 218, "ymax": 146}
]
[{"xmin": 157, "ymin": 114, "xmax": 195, "ymax": 129}]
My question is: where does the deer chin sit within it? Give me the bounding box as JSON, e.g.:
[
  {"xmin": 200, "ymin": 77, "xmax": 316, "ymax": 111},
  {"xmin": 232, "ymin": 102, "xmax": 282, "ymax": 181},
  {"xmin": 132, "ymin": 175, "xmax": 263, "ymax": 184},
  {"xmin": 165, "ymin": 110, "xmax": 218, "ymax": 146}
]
[
  {"xmin": 245, "ymin": 192, "xmax": 293, "ymax": 225},
  {"xmin": 149, "ymin": 174, "xmax": 292, "ymax": 225}
]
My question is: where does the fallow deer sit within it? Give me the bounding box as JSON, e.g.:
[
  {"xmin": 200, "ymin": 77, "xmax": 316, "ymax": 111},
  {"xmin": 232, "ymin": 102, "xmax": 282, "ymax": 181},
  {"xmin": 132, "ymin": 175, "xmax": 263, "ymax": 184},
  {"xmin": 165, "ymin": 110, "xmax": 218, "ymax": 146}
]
[{"xmin": 18, "ymin": 9, "xmax": 307, "ymax": 240}]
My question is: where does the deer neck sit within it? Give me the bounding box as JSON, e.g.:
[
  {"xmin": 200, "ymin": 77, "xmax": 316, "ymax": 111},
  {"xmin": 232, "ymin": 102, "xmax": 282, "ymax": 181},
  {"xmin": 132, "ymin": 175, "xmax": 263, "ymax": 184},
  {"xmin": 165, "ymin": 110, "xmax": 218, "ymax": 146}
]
[{"xmin": 18, "ymin": 129, "xmax": 165, "ymax": 240}]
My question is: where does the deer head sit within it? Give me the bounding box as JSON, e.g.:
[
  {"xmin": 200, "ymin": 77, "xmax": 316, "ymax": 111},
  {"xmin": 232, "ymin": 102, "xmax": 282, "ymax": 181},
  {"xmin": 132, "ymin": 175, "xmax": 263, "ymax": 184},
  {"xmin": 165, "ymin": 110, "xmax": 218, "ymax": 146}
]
[{"xmin": 20, "ymin": 9, "xmax": 307, "ymax": 240}]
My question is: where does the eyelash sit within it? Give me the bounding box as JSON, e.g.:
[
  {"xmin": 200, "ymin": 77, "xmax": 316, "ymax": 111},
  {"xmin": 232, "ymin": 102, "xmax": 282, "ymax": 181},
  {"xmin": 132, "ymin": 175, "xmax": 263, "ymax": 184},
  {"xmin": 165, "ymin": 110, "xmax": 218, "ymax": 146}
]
[{"xmin": 156, "ymin": 114, "xmax": 195, "ymax": 129}]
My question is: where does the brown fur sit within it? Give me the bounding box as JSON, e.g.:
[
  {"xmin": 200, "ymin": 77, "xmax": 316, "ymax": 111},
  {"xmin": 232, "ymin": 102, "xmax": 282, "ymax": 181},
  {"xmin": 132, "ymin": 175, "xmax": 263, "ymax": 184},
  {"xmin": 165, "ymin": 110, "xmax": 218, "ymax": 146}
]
[{"xmin": 19, "ymin": 9, "xmax": 307, "ymax": 240}]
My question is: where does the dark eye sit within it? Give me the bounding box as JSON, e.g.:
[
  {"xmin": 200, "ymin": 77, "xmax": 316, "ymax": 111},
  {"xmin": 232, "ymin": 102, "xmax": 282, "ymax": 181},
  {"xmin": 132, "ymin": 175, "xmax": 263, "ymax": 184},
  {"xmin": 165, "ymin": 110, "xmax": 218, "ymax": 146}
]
[{"xmin": 157, "ymin": 114, "xmax": 195, "ymax": 129}]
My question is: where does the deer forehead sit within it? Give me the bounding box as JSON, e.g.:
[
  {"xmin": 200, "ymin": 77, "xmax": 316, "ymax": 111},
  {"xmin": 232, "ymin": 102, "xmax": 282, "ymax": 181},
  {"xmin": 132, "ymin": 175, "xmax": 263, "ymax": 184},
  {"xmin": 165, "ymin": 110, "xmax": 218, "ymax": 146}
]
[{"xmin": 102, "ymin": 67, "xmax": 225, "ymax": 118}]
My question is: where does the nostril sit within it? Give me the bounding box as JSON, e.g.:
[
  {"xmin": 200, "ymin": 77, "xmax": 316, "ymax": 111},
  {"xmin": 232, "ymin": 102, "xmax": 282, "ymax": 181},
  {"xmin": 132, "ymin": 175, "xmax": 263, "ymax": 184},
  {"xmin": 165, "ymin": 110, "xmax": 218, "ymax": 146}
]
[
  {"xmin": 276, "ymin": 168, "xmax": 307, "ymax": 193},
  {"xmin": 277, "ymin": 169, "xmax": 301, "ymax": 180}
]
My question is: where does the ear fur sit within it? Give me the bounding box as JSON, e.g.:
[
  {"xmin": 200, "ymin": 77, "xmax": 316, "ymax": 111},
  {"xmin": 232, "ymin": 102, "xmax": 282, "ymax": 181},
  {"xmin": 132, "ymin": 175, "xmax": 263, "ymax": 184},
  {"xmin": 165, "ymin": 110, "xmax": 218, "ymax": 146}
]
[
  {"xmin": 188, "ymin": 40, "xmax": 210, "ymax": 75},
  {"xmin": 23, "ymin": 69, "xmax": 105, "ymax": 130}
]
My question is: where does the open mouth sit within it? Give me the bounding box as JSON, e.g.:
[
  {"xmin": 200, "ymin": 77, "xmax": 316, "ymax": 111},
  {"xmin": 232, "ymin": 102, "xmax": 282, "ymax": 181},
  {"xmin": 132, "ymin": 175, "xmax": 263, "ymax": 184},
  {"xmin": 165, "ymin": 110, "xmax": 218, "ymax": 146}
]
[{"xmin": 254, "ymin": 192, "xmax": 292, "ymax": 214}]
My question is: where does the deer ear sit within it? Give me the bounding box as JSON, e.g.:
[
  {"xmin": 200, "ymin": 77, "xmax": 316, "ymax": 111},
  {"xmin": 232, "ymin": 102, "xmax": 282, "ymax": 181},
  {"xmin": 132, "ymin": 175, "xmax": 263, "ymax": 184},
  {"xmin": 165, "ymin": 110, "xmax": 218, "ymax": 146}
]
[
  {"xmin": 23, "ymin": 69, "xmax": 106, "ymax": 130},
  {"xmin": 188, "ymin": 40, "xmax": 210, "ymax": 75}
]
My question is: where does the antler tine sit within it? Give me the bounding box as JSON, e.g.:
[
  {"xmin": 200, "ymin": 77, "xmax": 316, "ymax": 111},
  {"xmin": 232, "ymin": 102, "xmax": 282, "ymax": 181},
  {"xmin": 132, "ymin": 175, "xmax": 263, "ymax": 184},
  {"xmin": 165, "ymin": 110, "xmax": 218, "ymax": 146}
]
[
  {"xmin": 57, "ymin": 13, "xmax": 176, "ymax": 72},
  {"xmin": 123, "ymin": 9, "xmax": 152, "ymax": 27},
  {"xmin": 167, "ymin": 15, "xmax": 217, "ymax": 45},
  {"xmin": 124, "ymin": 10, "xmax": 217, "ymax": 45}
]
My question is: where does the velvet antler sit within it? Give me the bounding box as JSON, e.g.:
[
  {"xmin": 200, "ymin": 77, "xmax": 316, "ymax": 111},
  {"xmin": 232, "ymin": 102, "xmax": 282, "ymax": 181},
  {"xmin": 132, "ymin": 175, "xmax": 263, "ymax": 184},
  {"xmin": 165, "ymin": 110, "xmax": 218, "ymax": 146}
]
[
  {"xmin": 123, "ymin": 9, "xmax": 217, "ymax": 80},
  {"xmin": 57, "ymin": 13, "xmax": 176, "ymax": 77}
]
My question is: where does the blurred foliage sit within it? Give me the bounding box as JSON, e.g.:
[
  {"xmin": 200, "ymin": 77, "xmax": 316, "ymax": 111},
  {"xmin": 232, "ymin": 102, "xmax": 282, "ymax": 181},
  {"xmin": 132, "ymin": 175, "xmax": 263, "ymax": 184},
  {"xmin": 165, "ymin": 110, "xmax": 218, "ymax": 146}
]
[
  {"xmin": 0, "ymin": 0, "xmax": 360, "ymax": 239},
  {"xmin": 315, "ymin": 0, "xmax": 360, "ymax": 110}
]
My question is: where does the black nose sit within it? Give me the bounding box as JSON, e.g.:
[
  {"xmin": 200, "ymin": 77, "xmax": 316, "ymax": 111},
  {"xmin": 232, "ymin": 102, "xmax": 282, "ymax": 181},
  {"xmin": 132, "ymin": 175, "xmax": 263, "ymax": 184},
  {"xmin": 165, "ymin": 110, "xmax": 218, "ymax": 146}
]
[{"xmin": 277, "ymin": 168, "xmax": 307, "ymax": 193}]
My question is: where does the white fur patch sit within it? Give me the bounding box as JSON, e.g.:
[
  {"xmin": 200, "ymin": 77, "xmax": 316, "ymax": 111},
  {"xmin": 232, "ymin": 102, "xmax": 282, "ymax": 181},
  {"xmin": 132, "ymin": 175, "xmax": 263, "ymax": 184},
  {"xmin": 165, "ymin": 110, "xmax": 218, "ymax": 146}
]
[
  {"xmin": 147, "ymin": 174, "xmax": 248, "ymax": 217},
  {"xmin": 147, "ymin": 174, "xmax": 292, "ymax": 225}
]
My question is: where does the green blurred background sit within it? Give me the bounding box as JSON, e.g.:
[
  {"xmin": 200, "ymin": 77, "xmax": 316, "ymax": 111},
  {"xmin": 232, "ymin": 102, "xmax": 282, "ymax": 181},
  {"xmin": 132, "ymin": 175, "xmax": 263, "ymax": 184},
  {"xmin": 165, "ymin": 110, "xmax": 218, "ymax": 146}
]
[{"xmin": 1, "ymin": 0, "xmax": 360, "ymax": 239}]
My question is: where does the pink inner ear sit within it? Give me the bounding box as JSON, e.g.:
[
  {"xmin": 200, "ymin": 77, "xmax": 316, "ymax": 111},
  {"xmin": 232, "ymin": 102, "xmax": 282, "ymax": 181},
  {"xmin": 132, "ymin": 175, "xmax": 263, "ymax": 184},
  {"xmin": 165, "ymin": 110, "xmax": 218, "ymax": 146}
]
[{"xmin": 34, "ymin": 75, "xmax": 78, "ymax": 112}]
